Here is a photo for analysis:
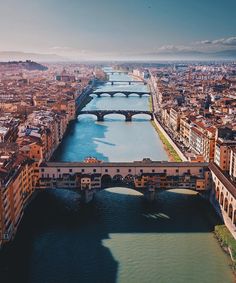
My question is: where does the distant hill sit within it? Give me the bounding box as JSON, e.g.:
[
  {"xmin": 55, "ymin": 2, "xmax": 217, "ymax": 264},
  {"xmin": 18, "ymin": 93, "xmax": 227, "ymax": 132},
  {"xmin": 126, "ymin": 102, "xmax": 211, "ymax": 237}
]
[
  {"xmin": 0, "ymin": 51, "xmax": 67, "ymax": 62},
  {"xmin": 0, "ymin": 60, "xmax": 48, "ymax": 71}
]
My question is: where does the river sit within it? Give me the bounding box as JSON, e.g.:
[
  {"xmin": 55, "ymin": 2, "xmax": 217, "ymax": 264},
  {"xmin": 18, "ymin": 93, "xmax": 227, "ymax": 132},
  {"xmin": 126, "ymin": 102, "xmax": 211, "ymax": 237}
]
[{"xmin": 0, "ymin": 69, "xmax": 234, "ymax": 283}]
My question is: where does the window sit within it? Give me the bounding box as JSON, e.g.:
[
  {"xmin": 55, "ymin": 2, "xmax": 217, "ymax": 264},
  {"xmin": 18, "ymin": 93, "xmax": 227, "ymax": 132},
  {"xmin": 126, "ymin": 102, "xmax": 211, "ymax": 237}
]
[
  {"xmin": 117, "ymin": 169, "xmax": 120, "ymax": 173},
  {"xmin": 41, "ymin": 168, "xmax": 44, "ymax": 172},
  {"xmin": 57, "ymin": 169, "xmax": 60, "ymax": 172},
  {"xmin": 176, "ymin": 169, "xmax": 179, "ymax": 173},
  {"xmin": 93, "ymin": 169, "xmax": 96, "ymax": 173},
  {"xmin": 105, "ymin": 169, "xmax": 108, "ymax": 173},
  {"xmin": 128, "ymin": 169, "xmax": 132, "ymax": 173},
  {"xmin": 69, "ymin": 169, "xmax": 72, "ymax": 173},
  {"xmin": 152, "ymin": 169, "xmax": 155, "ymax": 173},
  {"xmin": 164, "ymin": 169, "xmax": 167, "ymax": 173},
  {"xmin": 81, "ymin": 169, "xmax": 84, "ymax": 173},
  {"xmin": 140, "ymin": 169, "xmax": 143, "ymax": 173}
]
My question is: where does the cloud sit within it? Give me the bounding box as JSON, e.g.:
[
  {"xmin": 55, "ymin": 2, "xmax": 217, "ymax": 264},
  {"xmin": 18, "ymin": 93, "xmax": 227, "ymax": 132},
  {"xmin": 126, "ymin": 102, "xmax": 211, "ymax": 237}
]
[
  {"xmin": 140, "ymin": 36, "xmax": 236, "ymax": 59},
  {"xmin": 157, "ymin": 38, "xmax": 236, "ymax": 53},
  {"xmin": 198, "ymin": 40, "xmax": 212, "ymax": 45},
  {"xmin": 199, "ymin": 36, "xmax": 236, "ymax": 46}
]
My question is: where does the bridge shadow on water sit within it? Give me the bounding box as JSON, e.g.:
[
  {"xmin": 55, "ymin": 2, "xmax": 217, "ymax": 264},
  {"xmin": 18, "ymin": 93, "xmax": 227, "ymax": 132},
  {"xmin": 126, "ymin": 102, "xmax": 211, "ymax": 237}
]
[
  {"xmin": 51, "ymin": 118, "xmax": 110, "ymax": 162},
  {"xmin": 0, "ymin": 188, "xmax": 223, "ymax": 283}
]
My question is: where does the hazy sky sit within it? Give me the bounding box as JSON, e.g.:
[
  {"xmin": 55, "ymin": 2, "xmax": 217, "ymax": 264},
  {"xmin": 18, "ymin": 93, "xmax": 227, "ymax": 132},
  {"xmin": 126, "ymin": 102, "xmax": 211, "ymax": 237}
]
[{"xmin": 0, "ymin": 0, "xmax": 236, "ymax": 59}]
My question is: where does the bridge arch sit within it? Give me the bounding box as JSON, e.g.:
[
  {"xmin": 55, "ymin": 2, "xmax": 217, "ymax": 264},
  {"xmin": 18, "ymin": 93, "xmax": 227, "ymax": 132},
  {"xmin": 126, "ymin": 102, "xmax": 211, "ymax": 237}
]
[
  {"xmin": 131, "ymin": 113, "xmax": 154, "ymax": 120},
  {"xmin": 102, "ymin": 113, "xmax": 126, "ymax": 121},
  {"xmin": 224, "ymin": 197, "xmax": 229, "ymax": 212},
  {"xmin": 229, "ymin": 203, "xmax": 233, "ymax": 220},
  {"xmin": 101, "ymin": 174, "xmax": 112, "ymax": 186},
  {"xmin": 234, "ymin": 210, "xmax": 236, "ymax": 225},
  {"xmin": 215, "ymin": 186, "xmax": 220, "ymax": 200},
  {"xmin": 112, "ymin": 92, "xmax": 130, "ymax": 97},
  {"xmin": 77, "ymin": 113, "xmax": 98, "ymax": 120},
  {"xmin": 220, "ymin": 192, "xmax": 224, "ymax": 206}
]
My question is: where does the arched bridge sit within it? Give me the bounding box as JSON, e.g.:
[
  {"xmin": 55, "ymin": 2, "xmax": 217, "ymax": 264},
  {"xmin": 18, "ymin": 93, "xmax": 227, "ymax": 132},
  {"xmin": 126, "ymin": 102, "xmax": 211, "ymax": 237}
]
[
  {"xmin": 39, "ymin": 160, "xmax": 210, "ymax": 202},
  {"xmin": 106, "ymin": 71, "xmax": 129, "ymax": 75},
  {"xmin": 78, "ymin": 110, "xmax": 154, "ymax": 121},
  {"xmin": 105, "ymin": 81, "xmax": 146, "ymax": 85},
  {"xmin": 93, "ymin": 90, "xmax": 150, "ymax": 97}
]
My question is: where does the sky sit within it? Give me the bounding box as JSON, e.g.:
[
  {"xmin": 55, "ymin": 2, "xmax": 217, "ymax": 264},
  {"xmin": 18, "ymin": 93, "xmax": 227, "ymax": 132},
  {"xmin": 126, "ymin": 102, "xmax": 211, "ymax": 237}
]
[{"xmin": 0, "ymin": 0, "xmax": 236, "ymax": 60}]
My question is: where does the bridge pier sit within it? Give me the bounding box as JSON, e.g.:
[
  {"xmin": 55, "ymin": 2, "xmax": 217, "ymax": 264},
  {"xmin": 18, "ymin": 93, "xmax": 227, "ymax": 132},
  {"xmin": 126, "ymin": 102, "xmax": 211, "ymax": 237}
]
[
  {"xmin": 143, "ymin": 186, "xmax": 158, "ymax": 201},
  {"xmin": 125, "ymin": 115, "xmax": 132, "ymax": 122},
  {"xmin": 81, "ymin": 189, "xmax": 96, "ymax": 203},
  {"xmin": 97, "ymin": 115, "xmax": 104, "ymax": 122}
]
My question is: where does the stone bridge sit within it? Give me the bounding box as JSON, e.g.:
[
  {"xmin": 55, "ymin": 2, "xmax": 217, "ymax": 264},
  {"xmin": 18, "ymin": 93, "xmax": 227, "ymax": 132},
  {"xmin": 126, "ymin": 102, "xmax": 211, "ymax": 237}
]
[
  {"xmin": 106, "ymin": 81, "xmax": 146, "ymax": 85},
  {"xmin": 93, "ymin": 90, "xmax": 150, "ymax": 98},
  {"xmin": 77, "ymin": 110, "xmax": 154, "ymax": 121},
  {"xmin": 39, "ymin": 160, "xmax": 210, "ymax": 202},
  {"xmin": 106, "ymin": 71, "xmax": 129, "ymax": 75}
]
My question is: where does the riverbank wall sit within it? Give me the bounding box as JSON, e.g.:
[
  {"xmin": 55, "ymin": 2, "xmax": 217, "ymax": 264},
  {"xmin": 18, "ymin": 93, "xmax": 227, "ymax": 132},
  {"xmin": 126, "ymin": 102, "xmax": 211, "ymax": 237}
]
[{"xmin": 153, "ymin": 117, "xmax": 187, "ymax": 161}]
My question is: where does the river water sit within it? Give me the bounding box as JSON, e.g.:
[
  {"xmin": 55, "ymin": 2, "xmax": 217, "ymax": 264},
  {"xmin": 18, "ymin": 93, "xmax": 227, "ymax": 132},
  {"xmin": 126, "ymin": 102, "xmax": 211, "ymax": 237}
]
[{"xmin": 0, "ymin": 69, "xmax": 234, "ymax": 283}]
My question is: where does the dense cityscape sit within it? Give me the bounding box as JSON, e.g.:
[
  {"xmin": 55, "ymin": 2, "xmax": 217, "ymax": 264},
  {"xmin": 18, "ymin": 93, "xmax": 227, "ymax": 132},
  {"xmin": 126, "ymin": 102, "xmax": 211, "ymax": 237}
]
[
  {"xmin": 1, "ymin": 0, "xmax": 236, "ymax": 282},
  {"xmin": 0, "ymin": 60, "xmax": 235, "ymax": 281}
]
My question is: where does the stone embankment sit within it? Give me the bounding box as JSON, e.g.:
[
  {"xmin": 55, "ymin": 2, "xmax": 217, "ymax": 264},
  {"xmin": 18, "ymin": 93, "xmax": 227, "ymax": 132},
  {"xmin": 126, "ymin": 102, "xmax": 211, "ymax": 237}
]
[{"xmin": 153, "ymin": 117, "xmax": 187, "ymax": 162}]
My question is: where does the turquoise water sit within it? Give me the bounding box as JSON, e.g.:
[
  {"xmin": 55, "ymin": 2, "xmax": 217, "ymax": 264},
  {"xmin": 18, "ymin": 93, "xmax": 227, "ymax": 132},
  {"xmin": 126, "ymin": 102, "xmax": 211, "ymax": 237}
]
[{"xmin": 55, "ymin": 95, "xmax": 168, "ymax": 162}]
